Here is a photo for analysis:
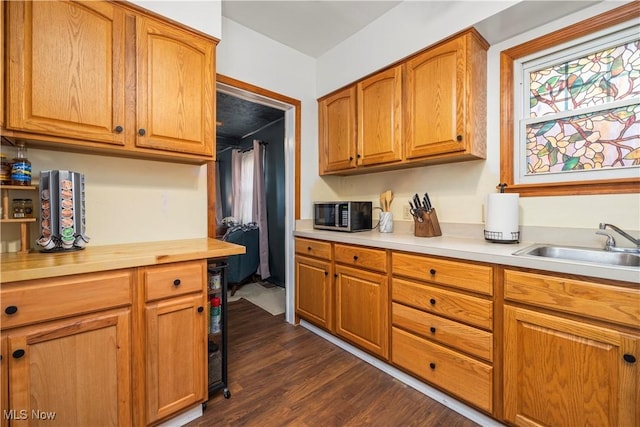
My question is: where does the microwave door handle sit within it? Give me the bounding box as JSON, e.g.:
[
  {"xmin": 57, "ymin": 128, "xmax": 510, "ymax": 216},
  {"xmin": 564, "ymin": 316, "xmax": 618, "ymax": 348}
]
[{"xmin": 335, "ymin": 204, "xmax": 340, "ymax": 227}]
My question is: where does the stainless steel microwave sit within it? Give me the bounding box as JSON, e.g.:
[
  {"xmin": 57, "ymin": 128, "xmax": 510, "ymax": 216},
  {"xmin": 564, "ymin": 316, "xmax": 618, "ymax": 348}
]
[{"xmin": 313, "ymin": 201, "xmax": 372, "ymax": 232}]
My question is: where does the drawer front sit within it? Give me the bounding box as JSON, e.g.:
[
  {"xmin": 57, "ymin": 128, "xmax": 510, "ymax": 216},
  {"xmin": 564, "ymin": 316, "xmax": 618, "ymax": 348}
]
[
  {"xmin": 393, "ymin": 252, "xmax": 493, "ymax": 296},
  {"xmin": 504, "ymin": 269, "xmax": 640, "ymax": 328},
  {"xmin": 392, "ymin": 278, "xmax": 493, "ymax": 330},
  {"xmin": 1, "ymin": 270, "xmax": 132, "ymax": 329},
  {"xmin": 392, "ymin": 327, "xmax": 493, "ymax": 412},
  {"xmin": 145, "ymin": 260, "xmax": 205, "ymax": 302},
  {"xmin": 334, "ymin": 243, "xmax": 387, "ymax": 272},
  {"xmin": 295, "ymin": 238, "xmax": 332, "ymax": 260},
  {"xmin": 392, "ymin": 302, "xmax": 493, "ymax": 362}
]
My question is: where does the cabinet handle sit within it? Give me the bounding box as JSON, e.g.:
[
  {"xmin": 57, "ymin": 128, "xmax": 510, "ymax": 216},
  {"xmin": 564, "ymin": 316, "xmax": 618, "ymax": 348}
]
[
  {"xmin": 114, "ymin": 125, "xmax": 123, "ymax": 133},
  {"xmin": 324, "ymin": 271, "xmax": 329, "ymax": 276},
  {"xmin": 430, "ymin": 298, "xmax": 436, "ymax": 305},
  {"xmin": 4, "ymin": 306, "xmax": 18, "ymax": 315},
  {"xmin": 353, "ymin": 255, "xmax": 359, "ymax": 261},
  {"xmin": 456, "ymin": 135, "xmax": 462, "ymax": 142},
  {"xmin": 334, "ymin": 273, "xmax": 338, "ymax": 278},
  {"xmin": 307, "ymin": 246, "xmax": 312, "ymax": 251},
  {"xmin": 429, "ymin": 269, "xmax": 436, "ymax": 275},
  {"xmin": 430, "ymin": 327, "xmax": 436, "ymax": 333},
  {"xmin": 138, "ymin": 128, "xmax": 146, "ymax": 136},
  {"xmin": 12, "ymin": 349, "xmax": 25, "ymax": 359},
  {"xmin": 623, "ymin": 354, "xmax": 637, "ymax": 364},
  {"xmin": 197, "ymin": 306, "xmax": 204, "ymax": 313},
  {"xmin": 173, "ymin": 279, "xmax": 181, "ymax": 286},
  {"xmin": 356, "ymin": 154, "xmax": 361, "ymax": 158},
  {"xmin": 429, "ymin": 362, "xmax": 436, "ymax": 370},
  {"xmin": 349, "ymin": 156, "xmax": 354, "ymax": 161}
]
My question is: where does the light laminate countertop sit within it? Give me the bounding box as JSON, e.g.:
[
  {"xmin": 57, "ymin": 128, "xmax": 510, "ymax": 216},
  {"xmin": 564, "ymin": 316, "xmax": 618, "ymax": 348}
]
[
  {"xmin": 0, "ymin": 238, "xmax": 245, "ymax": 283},
  {"xmin": 294, "ymin": 225, "xmax": 640, "ymax": 284}
]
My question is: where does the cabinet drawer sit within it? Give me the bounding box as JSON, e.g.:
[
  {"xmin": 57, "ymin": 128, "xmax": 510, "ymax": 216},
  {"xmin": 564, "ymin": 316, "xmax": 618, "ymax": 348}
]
[
  {"xmin": 504, "ymin": 269, "xmax": 640, "ymax": 328},
  {"xmin": 392, "ymin": 327, "xmax": 493, "ymax": 412},
  {"xmin": 393, "ymin": 252, "xmax": 493, "ymax": 296},
  {"xmin": 392, "ymin": 278, "xmax": 493, "ymax": 330},
  {"xmin": 334, "ymin": 243, "xmax": 387, "ymax": 272},
  {"xmin": 1, "ymin": 270, "xmax": 132, "ymax": 329},
  {"xmin": 144, "ymin": 260, "xmax": 205, "ymax": 302},
  {"xmin": 295, "ymin": 238, "xmax": 332, "ymax": 260},
  {"xmin": 392, "ymin": 302, "xmax": 493, "ymax": 362}
]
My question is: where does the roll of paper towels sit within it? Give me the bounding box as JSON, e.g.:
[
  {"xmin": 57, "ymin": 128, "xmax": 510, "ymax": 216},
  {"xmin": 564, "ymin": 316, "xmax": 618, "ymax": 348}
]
[{"xmin": 485, "ymin": 193, "xmax": 519, "ymax": 241}]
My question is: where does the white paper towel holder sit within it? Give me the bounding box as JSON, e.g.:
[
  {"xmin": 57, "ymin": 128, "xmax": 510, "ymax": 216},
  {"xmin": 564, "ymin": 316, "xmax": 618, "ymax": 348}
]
[{"xmin": 484, "ymin": 183, "xmax": 520, "ymax": 244}]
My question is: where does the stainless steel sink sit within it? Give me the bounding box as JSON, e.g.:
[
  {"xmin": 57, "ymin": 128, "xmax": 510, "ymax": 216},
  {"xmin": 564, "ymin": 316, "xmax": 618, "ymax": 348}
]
[{"xmin": 513, "ymin": 244, "xmax": 640, "ymax": 267}]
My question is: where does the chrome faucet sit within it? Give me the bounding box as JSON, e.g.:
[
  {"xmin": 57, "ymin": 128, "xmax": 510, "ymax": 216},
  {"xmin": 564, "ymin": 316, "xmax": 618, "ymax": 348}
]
[{"xmin": 597, "ymin": 223, "xmax": 640, "ymax": 253}]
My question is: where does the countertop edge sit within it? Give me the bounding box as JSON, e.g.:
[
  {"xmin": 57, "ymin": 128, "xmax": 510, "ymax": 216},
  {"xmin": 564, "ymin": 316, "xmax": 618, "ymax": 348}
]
[
  {"xmin": 293, "ymin": 229, "xmax": 640, "ymax": 284},
  {"xmin": 1, "ymin": 238, "xmax": 246, "ymax": 283}
]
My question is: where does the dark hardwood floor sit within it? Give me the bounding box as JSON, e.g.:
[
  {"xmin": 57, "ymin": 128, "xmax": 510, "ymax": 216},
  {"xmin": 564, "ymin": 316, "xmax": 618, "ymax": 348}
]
[{"xmin": 186, "ymin": 299, "xmax": 480, "ymax": 427}]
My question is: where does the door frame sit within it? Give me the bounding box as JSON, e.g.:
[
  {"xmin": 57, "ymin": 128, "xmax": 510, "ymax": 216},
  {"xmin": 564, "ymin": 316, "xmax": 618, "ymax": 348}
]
[{"xmin": 208, "ymin": 74, "xmax": 301, "ymax": 324}]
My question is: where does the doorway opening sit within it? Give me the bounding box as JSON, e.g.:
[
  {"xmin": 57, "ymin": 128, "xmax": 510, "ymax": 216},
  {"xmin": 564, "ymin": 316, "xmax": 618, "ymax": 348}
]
[{"xmin": 212, "ymin": 75, "xmax": 300, "ymax": 324}]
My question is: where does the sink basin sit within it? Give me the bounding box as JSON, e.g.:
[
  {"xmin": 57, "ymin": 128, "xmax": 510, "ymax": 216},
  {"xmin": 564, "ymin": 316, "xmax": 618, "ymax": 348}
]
[{"xmin": 513, "ymin": 244, "xmax": 640, "ymax": 267}]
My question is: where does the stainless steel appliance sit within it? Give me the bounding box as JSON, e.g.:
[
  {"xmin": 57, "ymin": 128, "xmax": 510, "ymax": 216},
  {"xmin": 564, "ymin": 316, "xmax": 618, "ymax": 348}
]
[
  {"xmin": 36, "ymin": 170, "xmax": 89, "ymax": 252},
  {"xmin": 313, "ymin": 201, "xmax": 372, "ymax": 232}
]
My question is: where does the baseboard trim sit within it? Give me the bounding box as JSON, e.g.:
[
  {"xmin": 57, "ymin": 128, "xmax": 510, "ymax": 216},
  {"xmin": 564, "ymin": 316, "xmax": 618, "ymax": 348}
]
[
  {"xmin": 157, "ymin": 402, "xmax": 203, "ymax": 427},
  {"xmin": 300, "ymin": 320, "xmax": 504, "ymax": 427}
]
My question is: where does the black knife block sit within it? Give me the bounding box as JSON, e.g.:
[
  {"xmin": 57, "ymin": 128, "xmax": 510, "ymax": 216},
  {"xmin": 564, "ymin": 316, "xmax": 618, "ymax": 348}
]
[{"xmin": 414, "ymin": 208, "xmax": 442, "ymax": 237}]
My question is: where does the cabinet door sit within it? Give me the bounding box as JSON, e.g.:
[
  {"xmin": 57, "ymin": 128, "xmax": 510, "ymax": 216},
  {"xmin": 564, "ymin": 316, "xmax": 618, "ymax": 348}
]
[
  {"xmin": 504, "ymin": 306, "xmax": 639, "ymax": 427},
  {"xmin": 318, "ymin": 86, "xmax": 357, "ymax": 174},
  {"xmin": 1, "ymin": 336, "xmax": 6, "ymax": 427},
  {"xmin": 295, "ymin": 255, "xmax": 333, "ymax": 331},
  {"xmin": 357, "ymin": 65, "xmax": 403, "ymax": 166},
  {"xmin": 335, "ymin": 265, "xmax": 389, "ymax": 359},
  {"xmin": 405, "ymin": 36, "xmax": 466, "ymax": 158},
  {"xmin": 6, "ymin": 1, "xmax": 126, "ymax": 145},
  {"xmin": 136, "ymin": 16, "xmax": 215, "ymax": 157},
  {"xmin": 145, "ymin": 293, "xmax": 206, "ymax": 424},
  {"xmin": 7, "ymin": 309, "xmax": 132, "ymax": 427}
]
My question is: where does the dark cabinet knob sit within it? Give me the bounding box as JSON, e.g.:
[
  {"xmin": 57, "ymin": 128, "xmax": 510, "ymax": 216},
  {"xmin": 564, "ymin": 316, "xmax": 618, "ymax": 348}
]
[
  {"xmin": 430, "ymin": 327, "xmax": 436, "ymax": 333},
  {"xmin": 173, "ymin": 279, "xmax": 181, "ymax": 286},
  {"xmin": 197, "ymin": 306, "xmax": 204, "ymax": 313},
  {"xmin": 429, "ymin": 269, "xmax": 436, "ymax": 275},
  {"xmin": 12, "ymin": 349, "xmax": 25, "ymax": 359},
  {"xmin": 353, "ymin": 255, "xmax": 359, "ymax": 261},
  {"xmin": 324, "ymin": 271, "xmax": 329, "ymax": 276},
  {"xmin": 623, "ymin": 354, "xmax": 636, "ymax": 364},
  {"xmin": 349, "ymin": 156, "xmax": 354, "ymax": 161},
  {"xmin": 456, "ymin": 135, "xmax": 462, "ymax": 142},
  {"xmin": 307, "ymin": 246, "xmax": 312, "ymax": 251},
  {"xmin": 114, "ymin": 125, "xmax": 123, "ymax": 133},
  {"xmin": 334, "ymin": 273, "xmax": 338, "ymax": 278},
  {"xmin": 356, "ymin": 154, "xmax": 361, "ymax": 158},
  {"xmin": 430, "ymin": 298, "xmax": 436, "ymax": 305},
  {"xmin": 429, "ymin": 362, "xmax": 436, "ymax": 370},
  {"xmin": 5, "ymin": 306, "xmax": 18, "ymax": 315},
  {"xmin": 138, "ymin": 128, "xmax": 146, "ymax": 136}
]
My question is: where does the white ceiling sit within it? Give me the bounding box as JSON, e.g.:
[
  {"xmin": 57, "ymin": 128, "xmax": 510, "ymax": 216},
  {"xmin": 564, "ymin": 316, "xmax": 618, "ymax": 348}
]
[
  {"xmin": 221, "ymin": 1, "xmax": 603, "ymax": 58},
  {"xmin": 221, "ymin": 1, "xmax": 402, "ymax": 58}
]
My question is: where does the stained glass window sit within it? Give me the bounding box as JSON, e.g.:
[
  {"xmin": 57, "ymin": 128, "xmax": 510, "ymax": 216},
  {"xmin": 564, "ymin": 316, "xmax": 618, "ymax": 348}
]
[{"xmin": 516, "ymin": 25, "xmax": 640, "ymax": 184}]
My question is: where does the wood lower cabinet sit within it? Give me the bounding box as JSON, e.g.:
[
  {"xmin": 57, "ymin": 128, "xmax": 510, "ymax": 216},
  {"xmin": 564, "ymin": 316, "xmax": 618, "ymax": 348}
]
[
  {"xmin": 503, "ymin": 269, "xmax": 640, "ymax": 427},
  {"xmin": 295, "ymin": 238, "xmax": 334, "ymax": 331},
  {"xmin": 391, "ymin": 252, "xmax": 495, "ymax": 414},
  {"xmin": 3, "ymin": 0, "xmax": 216, "ymax": 163},
  {"xmin": 6, "ymin": 309, "xmax": 132, "ymax": 427},
  {"xmin": 142, "ymin": 260, "xmax": 208, "ymax": 425}
]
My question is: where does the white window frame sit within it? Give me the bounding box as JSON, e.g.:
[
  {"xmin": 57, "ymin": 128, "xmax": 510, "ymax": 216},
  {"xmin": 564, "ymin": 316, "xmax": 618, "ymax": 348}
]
[{"xmin": 512, "ymin": 22, "xmax": 640, "ymax": 186}]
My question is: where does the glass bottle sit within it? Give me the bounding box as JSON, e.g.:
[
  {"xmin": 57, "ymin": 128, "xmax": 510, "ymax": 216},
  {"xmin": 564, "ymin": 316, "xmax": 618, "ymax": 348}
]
[{"xmin": 11, "ymin": 143, "xmax": 32, "ymax": 186}]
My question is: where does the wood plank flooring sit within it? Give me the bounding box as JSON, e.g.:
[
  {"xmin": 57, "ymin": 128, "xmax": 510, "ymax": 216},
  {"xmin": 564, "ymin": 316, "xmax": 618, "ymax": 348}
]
[{"xmin": 186, "ymin": 299, "xmax": 480, "ymax": 427}]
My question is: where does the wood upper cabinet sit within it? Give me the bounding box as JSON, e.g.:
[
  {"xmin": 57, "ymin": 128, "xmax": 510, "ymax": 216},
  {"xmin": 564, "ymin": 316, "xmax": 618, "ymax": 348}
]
[
  {"xmin": 504, "ymin": 306, "xmax": 639, "ymax": 427},
  {"xmin": 6, "ymin": 309, "xmax": 133, "ymax": 427},
  {"xmin": 135, "ymin": 15, "xmax": 215, "ymax": 157},
  {"xmin": 6, "ymin": 0, "xmax": 126, "ymax": 145},
  {"xmin": 405, "ymin": 30, "xmax": 487, "ymax": 161},
  {"xmin": 319, "ymin": 86, "xmax": 357, "ymax": 173},
  {"xmin": 356, "ymin": 65, "xmax": 403, "ymax": 167}
]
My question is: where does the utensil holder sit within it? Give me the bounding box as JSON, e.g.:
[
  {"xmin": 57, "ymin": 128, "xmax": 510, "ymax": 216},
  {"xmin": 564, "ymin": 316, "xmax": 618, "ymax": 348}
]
[{"xmin": 414, "ymin": 208, "xmax": 442, "ymax": 237}]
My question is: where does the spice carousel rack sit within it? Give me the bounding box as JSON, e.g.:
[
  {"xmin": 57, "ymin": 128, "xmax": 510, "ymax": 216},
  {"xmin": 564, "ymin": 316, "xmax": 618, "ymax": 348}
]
[{"xmin": 1, "ymin": 184, "xmax": 38, "ymax": 254}]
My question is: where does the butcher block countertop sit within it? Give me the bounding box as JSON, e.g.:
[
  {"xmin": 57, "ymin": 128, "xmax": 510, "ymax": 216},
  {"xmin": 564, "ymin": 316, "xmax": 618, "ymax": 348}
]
[{"xmin": 0, "ymin": 238, "xmax": 245, "ymax": 283}]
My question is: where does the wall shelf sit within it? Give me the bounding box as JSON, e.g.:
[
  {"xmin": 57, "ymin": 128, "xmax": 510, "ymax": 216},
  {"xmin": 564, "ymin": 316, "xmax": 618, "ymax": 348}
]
[{"xmin": 1, "ymin": 184, "xmax": 38, "ymax": 254}]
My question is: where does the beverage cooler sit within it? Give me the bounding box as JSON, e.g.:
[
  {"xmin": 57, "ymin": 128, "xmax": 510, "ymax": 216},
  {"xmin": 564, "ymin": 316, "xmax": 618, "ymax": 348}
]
[{"xmin": 36, "ymin": 170, "xmax": 90, "ymax": 252}]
